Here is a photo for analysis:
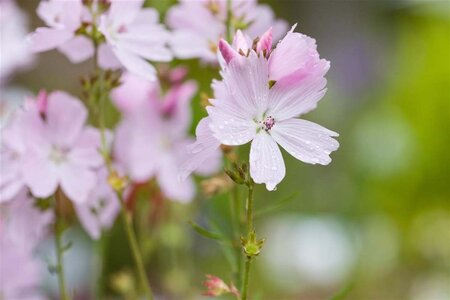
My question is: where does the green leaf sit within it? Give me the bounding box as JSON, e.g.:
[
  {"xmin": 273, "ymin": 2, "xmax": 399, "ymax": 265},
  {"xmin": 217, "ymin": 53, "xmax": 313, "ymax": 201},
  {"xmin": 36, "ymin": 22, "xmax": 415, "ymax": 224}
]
[
  {"xmin": 188, "ymin": 221, "xmax": 224, "ymax": 241},
  {"xmin": 254, "ymin": 192, "xmax": 297, "ymax": 218}
]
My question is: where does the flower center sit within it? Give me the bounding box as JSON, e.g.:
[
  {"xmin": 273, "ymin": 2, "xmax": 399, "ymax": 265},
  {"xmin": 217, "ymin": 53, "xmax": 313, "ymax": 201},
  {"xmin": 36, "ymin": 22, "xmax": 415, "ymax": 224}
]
[
  {"xmin": 49, "ymin": 146, "xmax": 68, "ymax": 165},
  {"xmin": 261, "ymin": 116, "xmax": 275, "ymax": 132}
]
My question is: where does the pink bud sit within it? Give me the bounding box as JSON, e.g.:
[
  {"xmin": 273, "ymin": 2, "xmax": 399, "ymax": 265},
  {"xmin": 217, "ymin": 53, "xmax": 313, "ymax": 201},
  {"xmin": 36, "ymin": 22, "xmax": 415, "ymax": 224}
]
[
  {"xmin": 218, "ymin": 39, "xmax": 238, "ymax": 64},
  {"xmin": 257, "ymin": 27, "xmax": 273, "ymax": 55},
  {"xmin": 168, "ymin": 66, "xmax": 188, "ymax": 83},
  {"xmin": 202, "ymin": 275, "xmax": 240, "ymax": 298},
  {"xmin": 36, "ymin": 89, "xmax": 48, "ymax": 115}
]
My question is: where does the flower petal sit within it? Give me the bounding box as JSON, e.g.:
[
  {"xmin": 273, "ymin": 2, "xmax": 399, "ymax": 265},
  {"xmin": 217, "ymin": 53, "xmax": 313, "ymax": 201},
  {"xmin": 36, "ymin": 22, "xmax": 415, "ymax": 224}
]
[
  {"xmin": 68, "ymin": 127, "xmax": 103, "ymax": 168},
  {"xmin": 179, "ymin": 117, "xmax": 222, "ymax": 180},
  {"xmin": 157, "ymin": 155, "xmax": 195, "ymax": 203},
  {"xmin": 98, "ymin": 44, "xmax": 122, "ymax": 69},
  {"xmin": 22, "ymin": 154, "xmax": 58, "ymax": 198},
  {"xmin": 113, "ymin": 48, "xmax": 157, "ymax": 81},
  {"xmin": 57, "ymin": 36, "xmax": 94, "ymax": 63},
  {"xmin": 46, "ymin": 91, "xmax": 87, "ymax": 147},
  {"xmin": 60, "ymin": 163, "xmax": 96, "ymax": 204},
  {"xmin": 249, "ymin": 132, "xmax": 285, "ymax": 191},
  {"xmin": 222, "ymin": 51, "xmax": 270, "ymax": 118},
  {"xmin": 271, "ymin": 118, "xmax": 339, "ymax": 165},
  {"xmin": 268, "ymin": 73, "xmax": 327, "ymax": 121},
  {"xmin": 28, "ymin": 28, "xmax": 73, "ymax": 53}
]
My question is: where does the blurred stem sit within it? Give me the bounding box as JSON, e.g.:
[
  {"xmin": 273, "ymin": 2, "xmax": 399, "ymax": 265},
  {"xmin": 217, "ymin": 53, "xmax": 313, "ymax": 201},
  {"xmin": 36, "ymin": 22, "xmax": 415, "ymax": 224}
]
[
  {"xmin": 226, "ymin": 0, "xmax": 233, "ymax": 43},
  {"xmin": 230, "ymin": 185, "xmax": 242, "ymax": 287},
  {"xmin": 241, "ymin": 181, "xmax": 255, "ymax": 300},
  {"xmin": 54, "ymin": 190, "xmax": 70, "ymax": 300},
  {"xmin": 118, "ymin": 191, "xmax": 154, "ymax": 300}
]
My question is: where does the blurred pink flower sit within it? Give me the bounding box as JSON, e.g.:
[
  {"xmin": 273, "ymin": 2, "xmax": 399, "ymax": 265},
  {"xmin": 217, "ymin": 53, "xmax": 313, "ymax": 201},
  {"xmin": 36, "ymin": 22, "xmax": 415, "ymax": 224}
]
[
  {"xmin": 112, "ymin": 72, "xmax": 221, "ymax": 202},
  {"xmin": 202, "ymin": 274, "xmax": 239, "ymax": 298},
  {"xmin": 0, "ymin": 113, "xmax": 27, "ymax": 202},
  {"xmin": 0, "ymin": 191, "xmax": 50, "ymax": 299},
  {"xmin": 1, "ymin": 189, "xmax": 53, "ymax": 251},
  {"xmin": 0, "ymin": 0, "xmax": 34, "ymax": 83},
  {"xmin": 29, "ymin": 0, "xmax": 94, "ymax": 63},
  {"xmin": 183, "ymin": 26, "xmax": 339, "ymax": 190},
  {"xmin": 98, "ymin": 0, "xmax": 172, "ymax": 81},
  {"xmin": 75, "ymin": 168, "xmax": 120, "ymax": 240},
  {"xmin": 11, "ymin": 91, "xmax": 104, "ymax": 203},
  {"xmin": 29, "ymin": 0, "xmax": 172, "ymax": 80},
  {"xmin": 166, "ymin": 0, "xmax": 287, "ymax": 62}
]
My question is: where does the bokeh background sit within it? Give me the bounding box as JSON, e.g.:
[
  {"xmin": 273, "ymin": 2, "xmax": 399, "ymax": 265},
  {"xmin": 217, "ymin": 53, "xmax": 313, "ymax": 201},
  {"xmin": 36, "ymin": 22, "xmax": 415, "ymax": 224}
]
[{"xmin": 4, "ymin": 0, "xmax": 450, "ymax": 299}]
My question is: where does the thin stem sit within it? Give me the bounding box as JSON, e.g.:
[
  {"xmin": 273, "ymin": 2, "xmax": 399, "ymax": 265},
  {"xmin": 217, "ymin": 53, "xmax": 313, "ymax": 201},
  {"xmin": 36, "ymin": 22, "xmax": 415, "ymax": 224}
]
[
  {"xmin": 230, "ymin": 186, "xmax": 242, "ymax": 287},
  {"xmin": 241, "ymin": 259, "xmax": 252, "ymax": 300},
  {"xmin": 246, "ymin": 183, "xmax": 254, "ymax": 232},
  {"xmin": 118, "ymin": 192, "xmax": 154, "ymax": 300},
  {"xmin": 54, "ymin": 191, "xmax": 69, "ymax": 300},
  {"xmin": 226, "ymin": 0, "xmax": 233, "ymax": 43},
  {"xmin": 241, "ymin": 181, "xmax": 255, "ymax": 300}
]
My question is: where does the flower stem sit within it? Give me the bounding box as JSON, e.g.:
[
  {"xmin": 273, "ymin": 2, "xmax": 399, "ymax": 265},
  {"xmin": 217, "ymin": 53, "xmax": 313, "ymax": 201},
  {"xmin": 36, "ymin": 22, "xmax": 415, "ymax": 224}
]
[
  {"xmin": 54, "ymin": 191, "xmax": 69, "ymax": 300},
  {"xmin": 226, "ymin": 0, "xmax": 233, "ymax": 43},
  {"xmin": 117, "ymin": 192, "xmax": 154, "ymax": 300},
  {"xmin": 241, "ymin": 181, "xmax": 255, "ymax": 300},
  {"xmin": 230, "ymin": 185, "xmax": 242, "ymax": 287}
]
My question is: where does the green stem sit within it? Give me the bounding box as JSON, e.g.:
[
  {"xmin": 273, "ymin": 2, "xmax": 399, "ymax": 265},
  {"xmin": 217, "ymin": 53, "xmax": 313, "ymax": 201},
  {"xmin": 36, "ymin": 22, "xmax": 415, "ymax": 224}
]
[
  {"xmin": 226, "ymin": 0, "xmax": 233, "ymax": 43},
  {"xmin": 230, "ymin": 186, "xmax": 242, "ymax": 287},
  {"xmin": 241, "ymin": 181, "xmax": 255, "ymax": 300},
  {"xmin": 242, "ymin": 259, "xmax": 252, "ymax": 300},
  {"xmin": 54, "ymin": 191, "xmax": 69, "ymax": 300},
  {"xmin": 118, "ymin": 192, "xmax": 154, "ymax": 300}
]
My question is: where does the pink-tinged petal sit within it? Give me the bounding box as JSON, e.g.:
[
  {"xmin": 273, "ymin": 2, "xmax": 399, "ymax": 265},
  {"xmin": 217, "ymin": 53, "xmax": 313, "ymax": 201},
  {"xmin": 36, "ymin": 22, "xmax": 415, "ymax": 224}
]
[
  {"xmin": 207, "ymin": 105, "xmax": 256, "ymax": 146},
  {"xmin": 269, "ymin": 25, "xmax": 329, "ymax": 81},
  {"xmin": 133, "ymin": 8, "xmax": 159, "ymax": 25},
  {"xmin": 221, "ymin": 51, "xmax": 270, "ymax": 118},
  {"xmin": 114, "ymin": 119, "xmax": 157, "ymax": 182},
  {"xmin": 257, "ymin": 27, "xmax": 273, "ymax": 54},
  {"xmin": 36, "ymin": 0, "xmax": 83, "ymax": 30},
  {"xmin": 108, "ymin": 0, "xmax": 144, "ymax": 26},
  {"xmin": 157, "ymin": 155, "xmax": 195, "ymax": 203},
  {"xmin": 268, "ymin": 74, "xmax": 327, "ymax": 121},
  {"xmin": 60, "ymin": 163, "xmax": 96, "ymax": 204},
  {"xmin": 162, "ymin": 80, "xmax": 197, "ymax": 133},
  {"xmin": 271, "ymin": 119, "xmax": 339, "ymax": 165},
  {"xmin": 116, "ymin": 37, "xmax": 173, "ymax": 62},
  {"xmin": 249, "ymin": 132, "xmax": 285, "ymax": 191},
  {"xmin": 232, "ymin": 30, "xmax": 251, "ymax": 53},
  {"xmin": 169, "ymin": 30, "xmax": 213, "ymax": 60},
  {"xmin": 28, "ymin": 28, "xmax": 73, "ymax": 53},
  {"xmin": 0, "ymin": 181, "xmax": 24, "ymax": 203},
  {"xmin": 68, "ymin": 127, "xmax": 102, "ymax": 168},
  {"xmin": 219, "ymin": 39, "xmax": 239, "ymax": 64},
  {"xmin": 22, "ymin": 154, "xmax": 58, "ymax": 198},
  {"xmin": 98, "ymin": 44, "xmax": 122, "ymax": 69},
  {"xmin": 111, "ymin": 72, "xmax": 158, "ymax": 114},
  {"xmin": 46, "ymin": 91, "xmax": 87, "ymax": 147},
  {"xmin": 179, "ymin": 117, "xmax": 222, "ymax": 180},
  {"xmin": 57, "ymin": 36, "xmax": 94, "ymax": 63},
  {"xmin": 113, "ymin": 48, "xmax": 157, "ymax": 81},
  {"xmin": 75, "ymin": 169, "xmax": 120, "ymax": 239}
]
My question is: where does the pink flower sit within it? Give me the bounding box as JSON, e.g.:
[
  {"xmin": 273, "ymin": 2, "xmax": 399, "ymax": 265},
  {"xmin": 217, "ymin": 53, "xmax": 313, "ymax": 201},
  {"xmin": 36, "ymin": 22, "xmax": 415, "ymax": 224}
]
[
  {"xmin": 1, "ymin": 190, "xmax": 53, "ymax": 251},
  {"xmin": 75, "ymin": 168, "xmax": 120, "ymax": 240},
  {"xmin": 98, "ymin": 0, "xmax": 172, "ymax": 81},
  {"xmin": 0, "ymin": 0, "xmax": 34, "ymax": 83},
  {"xmin": 166, "ymin": 0, "xmax": 287, "ymax": 62},
  {"xmin": 29, "ymin": 0, "xmax": 172, "ymax": 80},
  {"xmin": 202, "ymin": 274, "xmax": 240, "ymax": 298},
  {"xmin": 29, "ymin": 0, "xmax": 94, "ymax": 63},
  {"xmin": 0, "ymin": 191, "xmax": 50, "ymax": 299},
  {"xmin": 15, "ymin": 91, "xmax": 103, "ymax": 203},
  {"xmin": 183, "ymin": 27, "xmax": 339, "ymax": 190},
  {"xmin": 112, "ymin": 72, "xmax": 221, "ymax": 202}
]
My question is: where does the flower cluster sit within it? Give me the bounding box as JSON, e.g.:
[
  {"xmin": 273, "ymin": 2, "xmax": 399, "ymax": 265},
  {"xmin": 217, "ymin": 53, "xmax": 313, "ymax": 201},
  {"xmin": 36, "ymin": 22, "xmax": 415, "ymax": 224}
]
[{"xmin": 1, "ymin": 0, "xmax": 340, "ymax": 298}]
